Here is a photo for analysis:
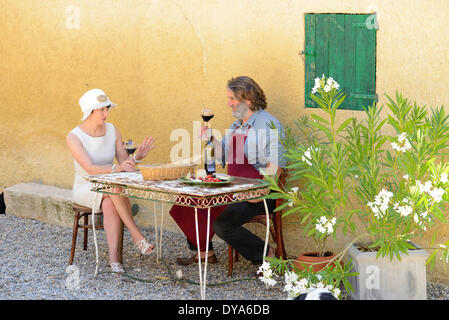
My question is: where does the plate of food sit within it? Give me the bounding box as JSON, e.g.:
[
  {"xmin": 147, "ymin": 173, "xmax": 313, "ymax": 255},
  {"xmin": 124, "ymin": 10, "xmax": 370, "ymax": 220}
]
[{"xmin": 178, "ymin": 170, "xmax": 234, "ymax": 186}]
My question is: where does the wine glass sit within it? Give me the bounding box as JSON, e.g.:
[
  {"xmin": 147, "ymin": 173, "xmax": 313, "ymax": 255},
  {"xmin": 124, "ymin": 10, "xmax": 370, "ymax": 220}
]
[
  {"xmin": 123, "ymin": 139, "xmax": 137, "ymax": 159},
  {"xmin": 201, "ymin": 109, "xmax": 214, "ymax": 141}
]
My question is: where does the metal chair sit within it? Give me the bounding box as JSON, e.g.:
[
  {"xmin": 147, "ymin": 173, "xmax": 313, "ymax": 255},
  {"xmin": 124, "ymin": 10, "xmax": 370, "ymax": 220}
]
[
  {"xmin": 227, "ymin": 170, "xmax": 287, "ymax": 276},
  {"xmin": 69, "ymin": 203, "xmax": 123, "ymax": 265}
]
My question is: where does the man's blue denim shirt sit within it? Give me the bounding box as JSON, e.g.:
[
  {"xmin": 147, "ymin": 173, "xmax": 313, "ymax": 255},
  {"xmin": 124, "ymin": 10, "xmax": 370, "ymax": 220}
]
[{"xmin": 221, "ymin": 109, "xmax": 286, "ymax": 172}]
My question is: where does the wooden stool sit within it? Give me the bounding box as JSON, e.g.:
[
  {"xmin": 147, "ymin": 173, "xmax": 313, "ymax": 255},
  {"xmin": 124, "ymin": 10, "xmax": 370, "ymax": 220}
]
[{"xmin": 69, "ymin": 203, "xmax": 124, "ymax": 265}]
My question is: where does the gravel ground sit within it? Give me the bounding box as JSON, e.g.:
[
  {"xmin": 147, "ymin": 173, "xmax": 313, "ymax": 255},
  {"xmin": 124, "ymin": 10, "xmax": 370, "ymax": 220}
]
[{"xmin": 0, "ymin": 214, "xmax": 448, "ymax": 300}]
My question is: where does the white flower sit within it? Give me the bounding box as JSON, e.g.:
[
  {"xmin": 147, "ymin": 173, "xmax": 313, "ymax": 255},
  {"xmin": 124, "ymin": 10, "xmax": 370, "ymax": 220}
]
[
  {"xmin": 302, "ymin": 146, "xmax": 319, "ymax": 166},
  {"xmin": 260, "ymin": 276, "xmax": 277, "ymax": 287},
  {"xmin": 441, "ymin": 173, "xmax": 448, "ymax": 184},
  {"xmin": 284, "ymin": 270, "xmax": 298, "ymax": 284},
  {"xmin": 413, "ymin": 213, "xmax": 419, "ymax": 223},
  {"xmin": 258, "ymin": 261, "xmax": 277, "ymax": 287},
  {"xmin": 315, "ymin": 216, "xmax": 336, "ymax": 235},
  {"xmin": 368, "ymin": 188, "xmax": 394, "ymax": 219},
  {"xmin": 312, "ymin": 77, "xmax": 322, "ymax": 94},
  {"xmin": 391, "ymin": 133, "xmax": 412, "ymax": 153},
  {"xmin": 333, "ymin": 82, "xmax": 340, "ymax": 90},
  {"xmin": 302, "ymin": 150, "xmax": 312, "ymax": 166},
  {"xmin": 403, "ymin": 174, "xmax": 409, "ymax": 180},
  {"xmin": 396, "ymin": 204, "xmax": 413, "ymax": 217},
  {"xmin": 333, "ymin": 288, "xmax": 341, "ymax": 299},
  {"xmin": 316, "ymin": 224, "xmax": 326, "ymax": 234},
  {"xmin": 311, "ymin": 76, "xmax": 340, "ymax": 94},
  {"xmin": 415, "ymin": 179, "xmax": 445, "ymax": 203},
  {"xmin": 423, "ymin": 181, "xmax": 433, "ymax": 193},
  {"xmin": 290, "ymin": 187, "xmax": 299, "ymax": 193},
  {"xmin": 398, "ymin": 132, "xmax": 407, "ymax": 143},
  {"xmin": 429, "ymin": 187, "xmax": 444, "ymax": 203}
]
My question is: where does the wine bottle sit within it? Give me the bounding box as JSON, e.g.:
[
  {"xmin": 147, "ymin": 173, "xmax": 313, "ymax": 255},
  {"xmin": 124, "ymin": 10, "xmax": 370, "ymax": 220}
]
[{"xmin": 204, "ymin": 123, "xmax": 216, "ymax": 175}]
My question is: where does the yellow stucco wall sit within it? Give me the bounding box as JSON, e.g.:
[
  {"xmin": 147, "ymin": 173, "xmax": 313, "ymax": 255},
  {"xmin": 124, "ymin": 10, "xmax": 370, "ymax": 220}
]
[{"xmin": 1, "ymin": 0, "xmax": 449, "ymax": 283}]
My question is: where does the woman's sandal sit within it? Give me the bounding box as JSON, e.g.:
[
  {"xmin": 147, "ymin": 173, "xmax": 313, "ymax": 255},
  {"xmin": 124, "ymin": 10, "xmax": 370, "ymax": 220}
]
[
  {"xmin": 110, "ymin": 263, "xmax": 125, "ymax": 277},
  {"xmin": 135, "ymin": 238, "xmax": 154, "ymax": 255}
]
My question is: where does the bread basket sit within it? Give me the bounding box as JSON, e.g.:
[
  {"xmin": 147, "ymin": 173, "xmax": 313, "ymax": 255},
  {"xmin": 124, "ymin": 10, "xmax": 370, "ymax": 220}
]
[{"xmin": 139, "ymin": 163, "xmax": 196, "ymax": 181}]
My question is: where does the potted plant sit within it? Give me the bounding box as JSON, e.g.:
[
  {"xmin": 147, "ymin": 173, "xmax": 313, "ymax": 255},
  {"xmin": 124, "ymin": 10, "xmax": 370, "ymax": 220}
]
[
  {"xmin": 343, "ymin": 92, "xmax": 449, "ymax": 299},
  {"xmin": 265, "ymin": 76, "xmax": 358, "ymax": 271},
  {"xmin": 259, "ymin": 76, "xmax": 361, "ymax": 299},
  {"xmin": 260, "ymin": 76, "xmax": 449, "ymax": 300}
]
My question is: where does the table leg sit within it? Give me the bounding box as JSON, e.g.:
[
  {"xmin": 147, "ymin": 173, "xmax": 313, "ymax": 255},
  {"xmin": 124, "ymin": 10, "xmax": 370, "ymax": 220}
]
[
  {"xmin": 202, "ymin": 207, "xmax": 211, "ymax": 299},
  {"xmin": 92, "ymin": 193, "xmax": 100, "ymax": 278},
  {"xmin": 262, "ymin": 199, "xmax": 270, "ymax": 262},
  {"xmin": 158, "ymin": 203, "xmax": 164, "ymax": 262},
  {"xmin": 153, "ymin": 201, "xmax": 159, "ymax": 263},
  {"xmin": 194, "ymin": 208, "xmax": 204, "ymax": 299}
]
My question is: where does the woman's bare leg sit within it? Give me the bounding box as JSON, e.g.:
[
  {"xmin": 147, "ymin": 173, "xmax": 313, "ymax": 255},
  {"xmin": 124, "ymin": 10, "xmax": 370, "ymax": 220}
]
[
  {"xmin": 108, "ymin": 192, "xmax": 146, "ymax": 244},
  {"xmin": 101, "ymin": 196, "xmax": 122, "ymax": 264}
]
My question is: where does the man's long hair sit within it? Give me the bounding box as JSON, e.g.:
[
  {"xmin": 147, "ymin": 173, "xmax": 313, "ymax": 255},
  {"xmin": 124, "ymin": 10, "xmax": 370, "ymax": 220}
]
[{"xmin": 227, "ymin": 76, "xmax": 267, "ymax": 111}]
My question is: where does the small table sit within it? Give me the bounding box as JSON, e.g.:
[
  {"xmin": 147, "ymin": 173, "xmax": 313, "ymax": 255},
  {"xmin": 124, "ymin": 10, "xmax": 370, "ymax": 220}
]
[{"xmin": 86, "ymin": 171, "xmax": 271, "ymax": 300}]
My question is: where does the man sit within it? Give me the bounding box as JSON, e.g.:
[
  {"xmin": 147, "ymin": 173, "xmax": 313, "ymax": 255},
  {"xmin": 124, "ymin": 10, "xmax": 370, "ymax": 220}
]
[
  {"xmin": 169, "ymin": 75, "xmax": 285, "ymax": 267},
  {"xmin": 213, "ymin": 75, "xmax": 286, "ymax": 266}
]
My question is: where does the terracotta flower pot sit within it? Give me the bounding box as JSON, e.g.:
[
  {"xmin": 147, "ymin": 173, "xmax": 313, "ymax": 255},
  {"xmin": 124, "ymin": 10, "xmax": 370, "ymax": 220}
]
[{"xmin": 293, "ymin": 251, "xmax": 336, "ymax": 273}]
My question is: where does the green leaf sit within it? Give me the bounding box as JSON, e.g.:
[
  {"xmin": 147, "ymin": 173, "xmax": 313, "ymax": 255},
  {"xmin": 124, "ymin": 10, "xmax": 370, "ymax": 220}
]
[
  {"xmin": 336, "ymin": 117, "xmax": 353, "ymax": 135},
  {"xmin": 310, "ymin": 113, "xmax": 330, "ymax": 125}
]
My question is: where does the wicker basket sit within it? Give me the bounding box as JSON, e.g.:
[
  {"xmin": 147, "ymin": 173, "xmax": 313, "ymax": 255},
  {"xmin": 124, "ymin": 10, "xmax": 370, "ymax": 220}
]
[{"xmin": 139, "ymin": 163, "xmax": 196, "ymax": 181}]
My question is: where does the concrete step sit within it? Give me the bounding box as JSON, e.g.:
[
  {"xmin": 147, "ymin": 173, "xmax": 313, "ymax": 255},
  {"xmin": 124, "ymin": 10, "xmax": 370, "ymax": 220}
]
[
  {"xmin": 4, "ymin": 183, "xmax": 74, "ymax": 227},
  {"xmin": 3, "ymin": 183, "xmax": 209, "ymax": 239}
]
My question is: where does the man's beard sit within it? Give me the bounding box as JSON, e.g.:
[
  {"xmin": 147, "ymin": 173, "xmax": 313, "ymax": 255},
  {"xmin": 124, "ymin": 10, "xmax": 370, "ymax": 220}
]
[{"xmin": 232, "ymin": 102, "xmax": 251, "ymax": 120}]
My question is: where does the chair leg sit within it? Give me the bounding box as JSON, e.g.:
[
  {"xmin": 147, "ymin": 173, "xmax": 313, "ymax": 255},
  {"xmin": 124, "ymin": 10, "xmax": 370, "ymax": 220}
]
[
  {"xmin": 228, "ymin": 245, "xmax": 233, "ymax": 277},
  {"xmin": 234, "ymin": 250, "xmax": 239, "ymax": 262},
  {"xmin": 274, "ymin": 217, "xmax": 287, "ymax": 260},
  {"xmin": 277, "ymin": 233, "xmax": 287, "ymax": 260},
  {"xmin": 83, "ymin": 213, "xmax": 88, "ymax": 250},
  {"xmin": 69, "ymin": 211, "xmax": 80, "ymax": 265}
]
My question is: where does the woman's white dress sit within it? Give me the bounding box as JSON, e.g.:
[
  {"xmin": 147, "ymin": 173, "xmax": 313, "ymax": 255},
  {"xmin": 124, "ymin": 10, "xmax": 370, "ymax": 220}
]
[{"xmin": 70, "ymin": 122, "xmax": 116, "ymax": 211}]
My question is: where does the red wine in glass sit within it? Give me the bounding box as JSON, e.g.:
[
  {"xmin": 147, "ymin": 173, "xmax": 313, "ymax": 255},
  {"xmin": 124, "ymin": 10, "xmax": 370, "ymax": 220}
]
[
  {"xmin": 124, "ymin": 139, "xmax": 137, "ymax": 157},
  {"xmin": 126, "ymin": 147, "xmax": 137, "ymax": 155}
]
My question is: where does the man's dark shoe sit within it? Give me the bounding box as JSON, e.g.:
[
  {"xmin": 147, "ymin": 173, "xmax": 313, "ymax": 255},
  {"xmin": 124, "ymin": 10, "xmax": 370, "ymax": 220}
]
[{"xmin": 176, "ymin": 253, "xmax": 218, "ymax": 266}]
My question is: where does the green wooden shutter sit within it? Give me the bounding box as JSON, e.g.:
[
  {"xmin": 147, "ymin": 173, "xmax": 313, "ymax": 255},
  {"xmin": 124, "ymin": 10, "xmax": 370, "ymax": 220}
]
[{"xmin": 305, "ymin": 14, "xmax": 377, "ymax": 111}]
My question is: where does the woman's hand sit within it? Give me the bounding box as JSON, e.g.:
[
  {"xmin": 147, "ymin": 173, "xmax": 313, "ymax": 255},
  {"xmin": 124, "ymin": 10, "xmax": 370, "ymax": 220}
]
[
  {"xmin": 118, "ymin": 158, "xmax": 136, "ymax": 172},
  {"xmin": 135, "ymin": 137, "xmax": 156, "ymax": 162}
]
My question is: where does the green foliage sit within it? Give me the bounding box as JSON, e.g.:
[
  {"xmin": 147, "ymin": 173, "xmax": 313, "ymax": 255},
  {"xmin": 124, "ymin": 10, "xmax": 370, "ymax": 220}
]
[{"xmin": 262, "ymin": 76, "xmax": 449, "ymax": 295}]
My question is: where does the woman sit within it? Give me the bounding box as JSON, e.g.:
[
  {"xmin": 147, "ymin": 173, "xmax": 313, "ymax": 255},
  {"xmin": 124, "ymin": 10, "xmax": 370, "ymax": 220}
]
[{"xmin": 66, "ymin": 88, "xmax": 156, "ymax": 274}]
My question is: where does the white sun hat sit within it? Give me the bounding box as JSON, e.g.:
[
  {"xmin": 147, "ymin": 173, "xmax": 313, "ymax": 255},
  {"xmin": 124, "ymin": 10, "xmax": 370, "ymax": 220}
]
[{"xmin": 79, "ymin": 88, "xmax": 117, "ymax": 121}]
